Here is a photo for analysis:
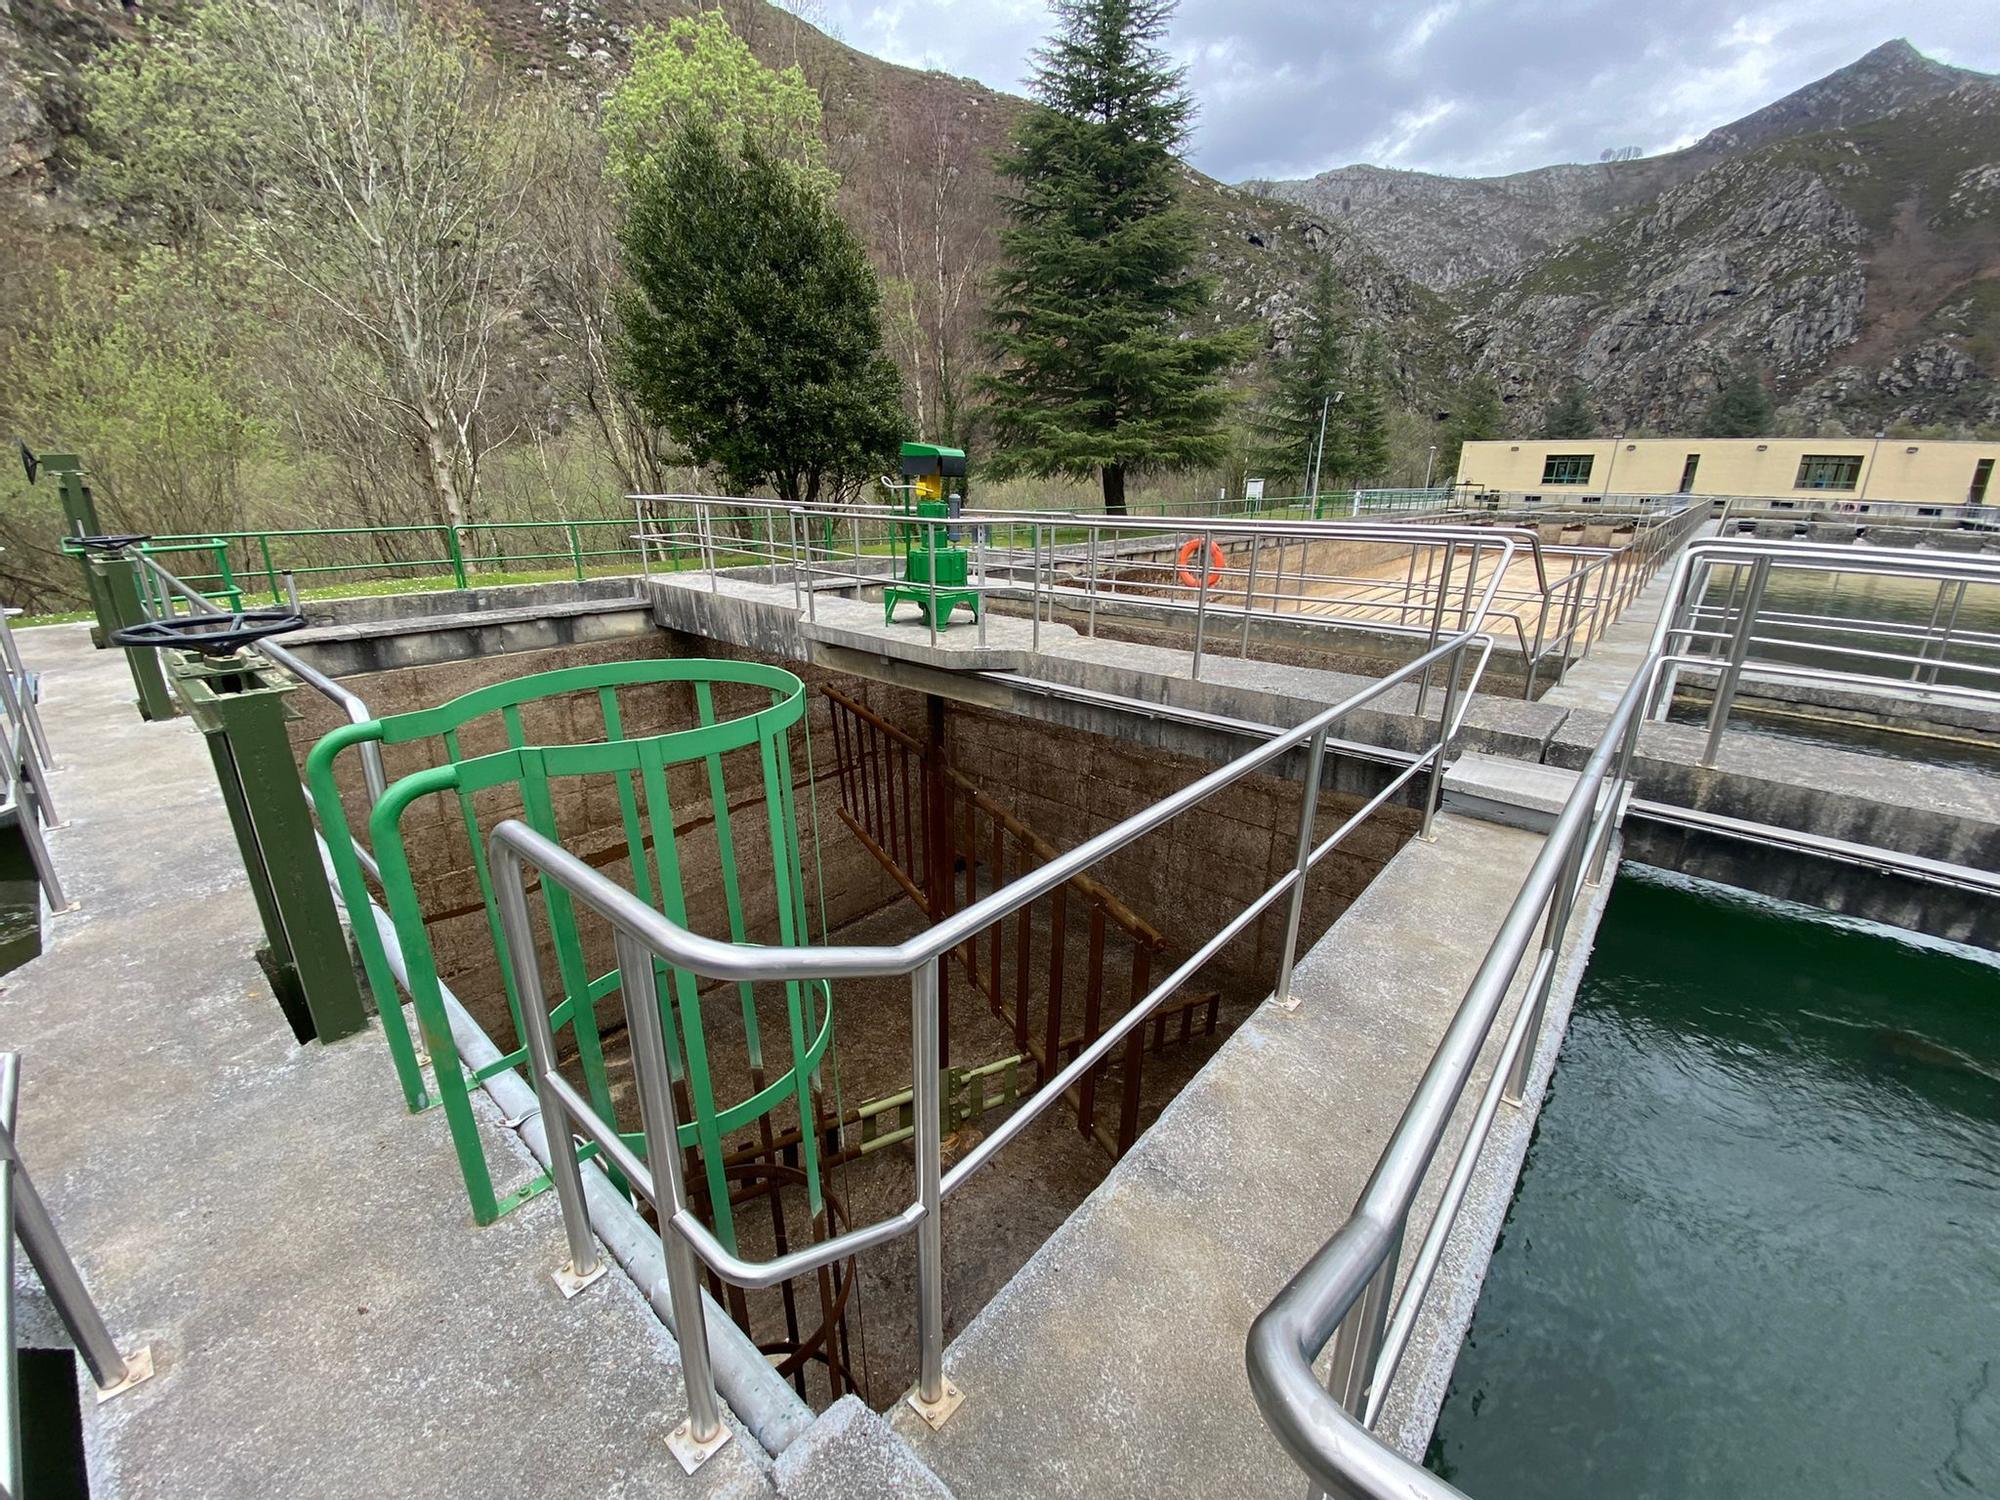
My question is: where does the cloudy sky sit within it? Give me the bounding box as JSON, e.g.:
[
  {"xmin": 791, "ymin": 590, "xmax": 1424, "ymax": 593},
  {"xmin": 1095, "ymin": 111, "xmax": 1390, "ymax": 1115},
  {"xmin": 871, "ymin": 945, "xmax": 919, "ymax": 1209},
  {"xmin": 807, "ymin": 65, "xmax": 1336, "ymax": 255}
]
[{"xmin": 803, "ymin": 1, "xmax": 1998, "ymax": 182}]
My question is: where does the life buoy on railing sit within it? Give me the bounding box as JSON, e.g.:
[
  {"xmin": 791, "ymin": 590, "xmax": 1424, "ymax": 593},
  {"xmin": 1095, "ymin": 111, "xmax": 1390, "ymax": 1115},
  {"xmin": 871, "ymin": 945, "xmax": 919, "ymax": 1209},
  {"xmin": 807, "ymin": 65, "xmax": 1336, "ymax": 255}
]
[{"xmin": 1177, "ymin": 536, "xmax": 1227, "ymax": 590}]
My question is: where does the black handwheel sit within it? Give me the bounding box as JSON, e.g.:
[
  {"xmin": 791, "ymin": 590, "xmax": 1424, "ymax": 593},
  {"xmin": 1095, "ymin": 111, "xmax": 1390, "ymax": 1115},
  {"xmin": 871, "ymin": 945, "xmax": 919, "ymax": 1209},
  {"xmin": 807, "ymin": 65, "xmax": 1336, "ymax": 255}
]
[
  {"xmin": 69, "ymin": 533, "xmax": 153, "ymax": 553},
  {"xmin": 112, "ymin": 609, "xmax": 307, "ymax": 657}
]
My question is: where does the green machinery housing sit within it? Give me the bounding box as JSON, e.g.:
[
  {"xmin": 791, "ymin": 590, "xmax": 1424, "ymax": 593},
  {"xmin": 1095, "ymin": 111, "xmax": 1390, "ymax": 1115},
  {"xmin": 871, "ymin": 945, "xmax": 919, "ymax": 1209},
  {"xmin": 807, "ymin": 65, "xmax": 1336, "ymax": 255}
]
[{"xmin": 884, "ymin": 442, "xmax": 980, "ymax": 631}]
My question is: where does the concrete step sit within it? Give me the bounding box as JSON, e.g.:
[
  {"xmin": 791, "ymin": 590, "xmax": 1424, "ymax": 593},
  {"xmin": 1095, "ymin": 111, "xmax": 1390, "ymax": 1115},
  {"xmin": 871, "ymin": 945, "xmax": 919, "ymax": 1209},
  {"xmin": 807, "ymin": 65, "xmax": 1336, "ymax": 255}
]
[{"xmin": 1441, "ymin": 750, "xmax": 1581, "ymax": 833}]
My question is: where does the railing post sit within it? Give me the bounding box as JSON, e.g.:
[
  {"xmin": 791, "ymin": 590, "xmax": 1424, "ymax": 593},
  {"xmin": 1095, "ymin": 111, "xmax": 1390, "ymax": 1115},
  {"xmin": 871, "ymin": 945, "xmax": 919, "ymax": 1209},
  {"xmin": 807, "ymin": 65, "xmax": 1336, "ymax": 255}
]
[
  {"xmin": 0, "ymin": 608, "xmax": 55, "ymax": 775},
  {"xmin": 444, "ymin": 524, "xmax": 469, "ymax": 590},
  {"xmin": 1192, "ymin": 527, "xmax": 1211, "ymax": 679},
  {"xmin": 1241, "ymin": 533, "xmax": 1261, "ymax": 657},
  {"xmin": 1700, "ymin": 554, "xmax": 1771, "ymax": 767},
  {"xmin": 1271, "ymin": 726, "xmax": 1329, "ymax": 1009},
  {"xmin": 1324, "ymin": 1232, "xmax": 1399, "ymax": 1420},
  {"xmin": 258, "ymin": 534, "xmax": 281, "ymax": 604},
  {"xmin": 3, "ymin": 1056, "xmax": 150, "ymax": 1408},
  {"xmin": 905, "ymin": 956, "xmax": 962, "ymax": 1427},
  {"xmin": 1419, "ymin": 640, "xmax": 1464, "ymax": 842},
  {"xmin": 1086, "ymin": 527, "xmax": 1099, "ymax": 640},
  {"xmin": 616, "ymin": 931, "xmax": 731, "ymax": 1470},
  {"xmin": 1505, "ymin": 829, "xmax": 1588, "ymax": 1102},
  {"xmin": 1030, "ymin": 524, "xmax": 1041, "ymax": 653},
  {"xmin": 1414, "ymin": 540, "xmax": 1456, "ymax": 718}
]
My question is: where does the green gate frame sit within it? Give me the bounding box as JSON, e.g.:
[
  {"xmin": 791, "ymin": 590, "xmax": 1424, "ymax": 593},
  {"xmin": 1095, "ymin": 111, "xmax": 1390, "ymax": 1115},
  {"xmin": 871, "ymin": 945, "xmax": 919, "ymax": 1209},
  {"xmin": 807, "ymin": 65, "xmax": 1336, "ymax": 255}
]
[{"xmin": 307, "ymin": 659, "xmax": 833, "ymax": 1231}]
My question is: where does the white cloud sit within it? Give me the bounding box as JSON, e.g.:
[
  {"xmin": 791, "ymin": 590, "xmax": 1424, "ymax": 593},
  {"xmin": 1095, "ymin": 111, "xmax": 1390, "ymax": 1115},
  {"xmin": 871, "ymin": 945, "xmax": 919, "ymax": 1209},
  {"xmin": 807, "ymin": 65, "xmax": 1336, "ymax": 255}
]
[{"xmin": 804, "ymin": 0, "xmax": 2000, "ymax": 180}]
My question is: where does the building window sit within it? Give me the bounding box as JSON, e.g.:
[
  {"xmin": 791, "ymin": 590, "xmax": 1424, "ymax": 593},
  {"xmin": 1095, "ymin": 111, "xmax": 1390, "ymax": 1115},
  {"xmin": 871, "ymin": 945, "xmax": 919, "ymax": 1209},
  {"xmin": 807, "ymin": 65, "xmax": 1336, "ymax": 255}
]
[
  {"xmin": 1793, "ymin": 454, "xmax": 1863, "ymax": 491},
  {"xmin": 1971, "ymin": 458, "xmax": 1994, "ymax": 506},
  {"xmin": 1678, "ymin": 454, "xmax": 1700, "ymax": 493},
  {"xmin": 1541, "ymin": 454, "xmax": 1594, "ymax": 485}
]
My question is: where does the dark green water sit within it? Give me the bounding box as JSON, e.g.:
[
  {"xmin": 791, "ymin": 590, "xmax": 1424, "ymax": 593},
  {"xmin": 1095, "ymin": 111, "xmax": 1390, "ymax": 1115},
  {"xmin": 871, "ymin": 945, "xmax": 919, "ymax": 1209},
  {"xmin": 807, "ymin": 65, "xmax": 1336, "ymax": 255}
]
[{"xmin": 1428, "ymin": 867, "xmax": 2000, "ymax": 1500}]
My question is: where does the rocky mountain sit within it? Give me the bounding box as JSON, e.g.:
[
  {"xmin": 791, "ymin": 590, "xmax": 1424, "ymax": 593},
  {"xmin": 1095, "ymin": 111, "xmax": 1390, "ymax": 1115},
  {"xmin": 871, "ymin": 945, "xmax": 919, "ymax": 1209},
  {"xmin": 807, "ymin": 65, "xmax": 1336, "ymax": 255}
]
[{"xmin": 1255, "ymin": 40, "xmax": 2000, "ymax": 432}]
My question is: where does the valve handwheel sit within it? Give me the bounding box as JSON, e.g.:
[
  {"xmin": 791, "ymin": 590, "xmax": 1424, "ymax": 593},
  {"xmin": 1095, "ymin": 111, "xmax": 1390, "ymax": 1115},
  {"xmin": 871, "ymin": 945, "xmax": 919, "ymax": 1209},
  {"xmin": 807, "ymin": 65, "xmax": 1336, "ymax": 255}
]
[
  {"xmin": 69, "ymin": 533, "xmax": 153, "ymax": 553},
  {"xmin": 112, "ymin": 608, "xmax": 307, "ymax": 657}
]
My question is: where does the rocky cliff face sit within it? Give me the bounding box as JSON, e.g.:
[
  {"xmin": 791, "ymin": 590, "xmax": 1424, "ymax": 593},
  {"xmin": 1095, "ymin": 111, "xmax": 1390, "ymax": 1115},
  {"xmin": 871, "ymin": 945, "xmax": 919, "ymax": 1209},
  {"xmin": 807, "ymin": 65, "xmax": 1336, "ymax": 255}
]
[
  {"xmin": 1257, "ymin": 41, "xmax": 2000, "ymax": 434},
  {"xmin": 0, "ymin": 0, "xmax": 125, "ymax": 211}
]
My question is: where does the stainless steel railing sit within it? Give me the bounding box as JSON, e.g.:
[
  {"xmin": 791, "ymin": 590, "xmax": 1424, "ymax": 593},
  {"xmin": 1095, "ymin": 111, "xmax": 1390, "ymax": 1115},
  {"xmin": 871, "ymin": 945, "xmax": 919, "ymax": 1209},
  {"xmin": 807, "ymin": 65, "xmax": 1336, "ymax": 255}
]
[
  {"xmin": 632, "ymin": 492, "xmax": 1710, "ymax": 696},
  {"xmin": 1245, "ymin": 537, "xmax": 2000, "ymax": 1499},
  {"xmin": 486, "ymin": 569, "xmax": 1506, "ymax": 1464},
  {"xmin": 1654, "ymin": 538, "xmax": 2000, "ymax": 763},
  {"xmin": 2, "ymin": 1052, "xmax": 152, "ymax": 1495}
]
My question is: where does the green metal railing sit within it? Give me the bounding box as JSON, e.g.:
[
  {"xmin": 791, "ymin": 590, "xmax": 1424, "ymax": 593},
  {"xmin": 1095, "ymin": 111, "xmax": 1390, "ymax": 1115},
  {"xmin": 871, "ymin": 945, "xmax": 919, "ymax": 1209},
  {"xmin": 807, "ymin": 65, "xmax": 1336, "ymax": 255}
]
[
  {"xmin": 142, "ymin": 517, "xmax": 654, "ymax": 606},
  {"xmin": 308, "ymin": 657, "xmax": 832, "ymax": 1230}
]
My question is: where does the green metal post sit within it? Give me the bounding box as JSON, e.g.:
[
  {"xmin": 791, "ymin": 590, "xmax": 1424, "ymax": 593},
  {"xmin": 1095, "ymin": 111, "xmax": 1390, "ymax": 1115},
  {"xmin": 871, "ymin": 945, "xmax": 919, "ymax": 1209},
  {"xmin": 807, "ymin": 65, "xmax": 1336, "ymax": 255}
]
[
  {"xmin": 168, "ymin": 654, "xmax": 368, "ymax": 1042},
  {"xmin": 90, "ymin": 553, "xmax": 176, "ymax": 722},
  {"xmin": 258, "ymin": 534, "xmax": 281, "ymax": 604},
  {"xmin": 212, "ymin": 541, "xmax": 244, "ymax": 612},
  {"xmin": 444, "ymin": 525, "xmax": 469, "ymax": 590},
  {"xmin": 36, "ymin": 455, "xmax": 117, "ymax": 646}
]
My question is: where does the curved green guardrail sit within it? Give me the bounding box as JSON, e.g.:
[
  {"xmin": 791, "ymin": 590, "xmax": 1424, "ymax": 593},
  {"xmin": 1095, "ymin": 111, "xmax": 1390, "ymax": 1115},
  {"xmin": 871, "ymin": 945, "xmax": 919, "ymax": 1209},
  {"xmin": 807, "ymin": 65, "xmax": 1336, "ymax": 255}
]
[{"xmin": 307, "ymin": 658, "xmax": 832, "ymax": 1232}]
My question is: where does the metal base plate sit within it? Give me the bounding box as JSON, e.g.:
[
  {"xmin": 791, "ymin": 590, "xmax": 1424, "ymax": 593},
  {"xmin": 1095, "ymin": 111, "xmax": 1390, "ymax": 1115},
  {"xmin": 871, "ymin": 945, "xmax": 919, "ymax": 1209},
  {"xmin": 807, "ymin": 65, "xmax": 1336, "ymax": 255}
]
[
  {"xmin": 666, "ymin": 1418, "xmax": 732, "ymax": 1473},
  {"xmin": 904, "ymin": 1377, "xmax": 966, "ymax": 1431},
  {"xmin": 552, "ymin": 1260, "xmax": 607, "ymax": 1300},
  {"xmin": 1276, "ymin": 992, "xmax": 1302, "ymax": 1013},
  {"xmin": 95, "ymin": 1345, "xmax": 155, "ymax": 1403}
]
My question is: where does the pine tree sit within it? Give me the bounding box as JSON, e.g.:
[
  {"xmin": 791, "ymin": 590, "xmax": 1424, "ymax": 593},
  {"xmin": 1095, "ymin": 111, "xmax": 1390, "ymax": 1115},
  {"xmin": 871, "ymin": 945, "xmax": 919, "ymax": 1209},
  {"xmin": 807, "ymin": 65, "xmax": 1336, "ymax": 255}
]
[
  {"xmin": 1255, "ymin": 256, "xmax": 1349, "ymax": 495},
  {"xmin": 1341, "ymin": 338, "xmax": 1393, "ymax": 487},
  {"xmin": 1701, "ymin": 365, "xmax": 1774, "ymax": 437},
  {"xmin": 1542, "ymin": 379, "xmax": 1594, "ymax": 439},
  {"xmin": 1439, "ymin": 376, "xmax": 1503, "ymax": 481},
  {"xmin": 615, "ymin": 121, "xmax": 904, "ymax": 504},
  {"xmin": 983, "ymin": 0, "xmax": 1250, "ymax": 514}
]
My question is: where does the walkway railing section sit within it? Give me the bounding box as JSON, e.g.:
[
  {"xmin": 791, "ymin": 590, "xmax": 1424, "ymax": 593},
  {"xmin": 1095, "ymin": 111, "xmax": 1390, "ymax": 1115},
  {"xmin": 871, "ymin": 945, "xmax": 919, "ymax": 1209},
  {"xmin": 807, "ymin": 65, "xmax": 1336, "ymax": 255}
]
[
  {"xmin": 2, "ymin": 1052, "xmax": 152, "ymax": 1495},
  {"xmin": 0, "ymin": 604, "xmax": 66, "ymax": 913},
  {"xmin": 1245, "ymin": 538, "xmax": 2000, "ymax": 1500},
  {"xmin": 486, "ymin": 554, "xmax": 1504, "ymax": 1460},
  {"xmin": 634, "ymin": 493, "xmax": 1711, "ymax": 696},
  {"xmin": 138, "ymin": 517, "xmax": 652, "ymax": 608}
]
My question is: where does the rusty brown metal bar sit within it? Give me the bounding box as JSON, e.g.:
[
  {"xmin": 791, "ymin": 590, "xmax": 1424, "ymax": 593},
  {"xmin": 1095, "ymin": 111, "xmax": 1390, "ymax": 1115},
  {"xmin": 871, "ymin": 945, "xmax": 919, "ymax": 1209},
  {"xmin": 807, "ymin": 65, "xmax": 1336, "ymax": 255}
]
[{"xmin": 1117, "ymin": 944, "xmax": 1152, "ymax": 1154}]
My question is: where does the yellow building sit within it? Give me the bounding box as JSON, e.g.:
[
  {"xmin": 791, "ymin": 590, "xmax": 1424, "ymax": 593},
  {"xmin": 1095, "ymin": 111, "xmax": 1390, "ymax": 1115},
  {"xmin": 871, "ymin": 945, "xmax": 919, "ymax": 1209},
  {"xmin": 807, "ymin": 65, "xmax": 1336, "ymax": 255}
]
[{"xmin": 1458, "ymin": 436, "xmax": 1999, "ymax": 507}]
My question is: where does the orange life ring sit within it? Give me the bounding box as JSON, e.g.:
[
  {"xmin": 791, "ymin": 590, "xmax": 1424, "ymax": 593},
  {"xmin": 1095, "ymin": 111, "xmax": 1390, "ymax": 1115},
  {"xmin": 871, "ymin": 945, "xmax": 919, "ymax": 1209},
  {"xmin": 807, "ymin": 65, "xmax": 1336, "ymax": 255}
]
[{"xmin": 1177, "ymin": 537, "xmax": 1226, "ymax": 590}]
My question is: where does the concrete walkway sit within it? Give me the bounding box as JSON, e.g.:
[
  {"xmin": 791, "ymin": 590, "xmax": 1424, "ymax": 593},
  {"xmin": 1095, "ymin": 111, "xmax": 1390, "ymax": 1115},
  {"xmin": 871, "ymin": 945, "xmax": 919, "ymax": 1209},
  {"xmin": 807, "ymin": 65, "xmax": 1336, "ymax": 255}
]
[
  {"xmin": 7, "ymin": 625, "xmax": 773, "ymax": 1500},
  {"xmin": 890, "ymin": 812, "xmax": 1596, "ymax": 1499},
  {"xmin": 1540, "ymin": 521, "xmax": 1718, "ymax": 713}
]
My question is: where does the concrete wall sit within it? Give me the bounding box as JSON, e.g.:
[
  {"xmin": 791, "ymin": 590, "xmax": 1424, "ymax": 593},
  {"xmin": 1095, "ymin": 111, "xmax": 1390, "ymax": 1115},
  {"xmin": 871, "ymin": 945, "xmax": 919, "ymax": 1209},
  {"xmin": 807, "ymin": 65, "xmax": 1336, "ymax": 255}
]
[
  {"xmin": 823, "ymin": 676, "xmax": 1423, "ymax": 996},
  {"xmin": 1461, "ymin": 435, "xmax": 2000, "ymax": 505}
]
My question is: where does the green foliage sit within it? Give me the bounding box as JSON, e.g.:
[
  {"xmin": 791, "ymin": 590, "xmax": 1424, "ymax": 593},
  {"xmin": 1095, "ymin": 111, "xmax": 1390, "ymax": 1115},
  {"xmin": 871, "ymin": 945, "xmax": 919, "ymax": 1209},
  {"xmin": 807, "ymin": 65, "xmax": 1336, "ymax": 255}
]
[
  {"xmin": 1342, "ymin": 340, "xmax": 1393, "ymax": 484},
  {"xmin": 1254, "ymin": 257, "xmax": 1347, "ymax": 491},
  {"xmin": 601, "ymin": 10, "xmax": 830, "ymax": 194},
  {"xmin": 982, "ymin": 0, "xmax": 1250, "ymax": 514},
  {"xmin": 615, "ymin": 121, "xmax": 904, "ymax": 505},
  {"xmin": 84, "ymin": 0, "xmax": 541, "ymax": 527},
  {"xmin": 1542, "ymin": 379, "xmax": 1595, "ymax": 439},
  {"xmin": 1440, "ymin": 376, "xmax": 1503, "ymax": 478},
  {"xmin": 1252, "ymin": 258, "xmax": 1392, "ymax": 491},
  {"xmin": 1702, "ymin": 365, "xmax": 1775, "ymax": 437}
]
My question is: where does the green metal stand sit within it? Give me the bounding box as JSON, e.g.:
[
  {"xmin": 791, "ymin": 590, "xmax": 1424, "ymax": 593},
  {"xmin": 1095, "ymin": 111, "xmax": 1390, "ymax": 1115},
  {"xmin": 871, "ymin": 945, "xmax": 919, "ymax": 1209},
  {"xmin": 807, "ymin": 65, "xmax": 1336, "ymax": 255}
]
[
  {"xmin": 90, "ymin": 552, "xmax": 176, "ymax": 723},
  {"xmin": 167, "ymin": 652, "xmax": 368, "ymax": 1044},
  {"xmin": 31, "ymin": 454, "xmax": 116, "ymax": 647}
]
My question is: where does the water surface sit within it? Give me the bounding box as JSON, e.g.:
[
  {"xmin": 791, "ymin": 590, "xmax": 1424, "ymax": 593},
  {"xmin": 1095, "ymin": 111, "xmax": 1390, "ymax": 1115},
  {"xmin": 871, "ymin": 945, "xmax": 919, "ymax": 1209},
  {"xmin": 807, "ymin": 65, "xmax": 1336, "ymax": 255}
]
[{"xmin": 1428, "ymin": 867, "xmax": 2000, "ymax": 1499}]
